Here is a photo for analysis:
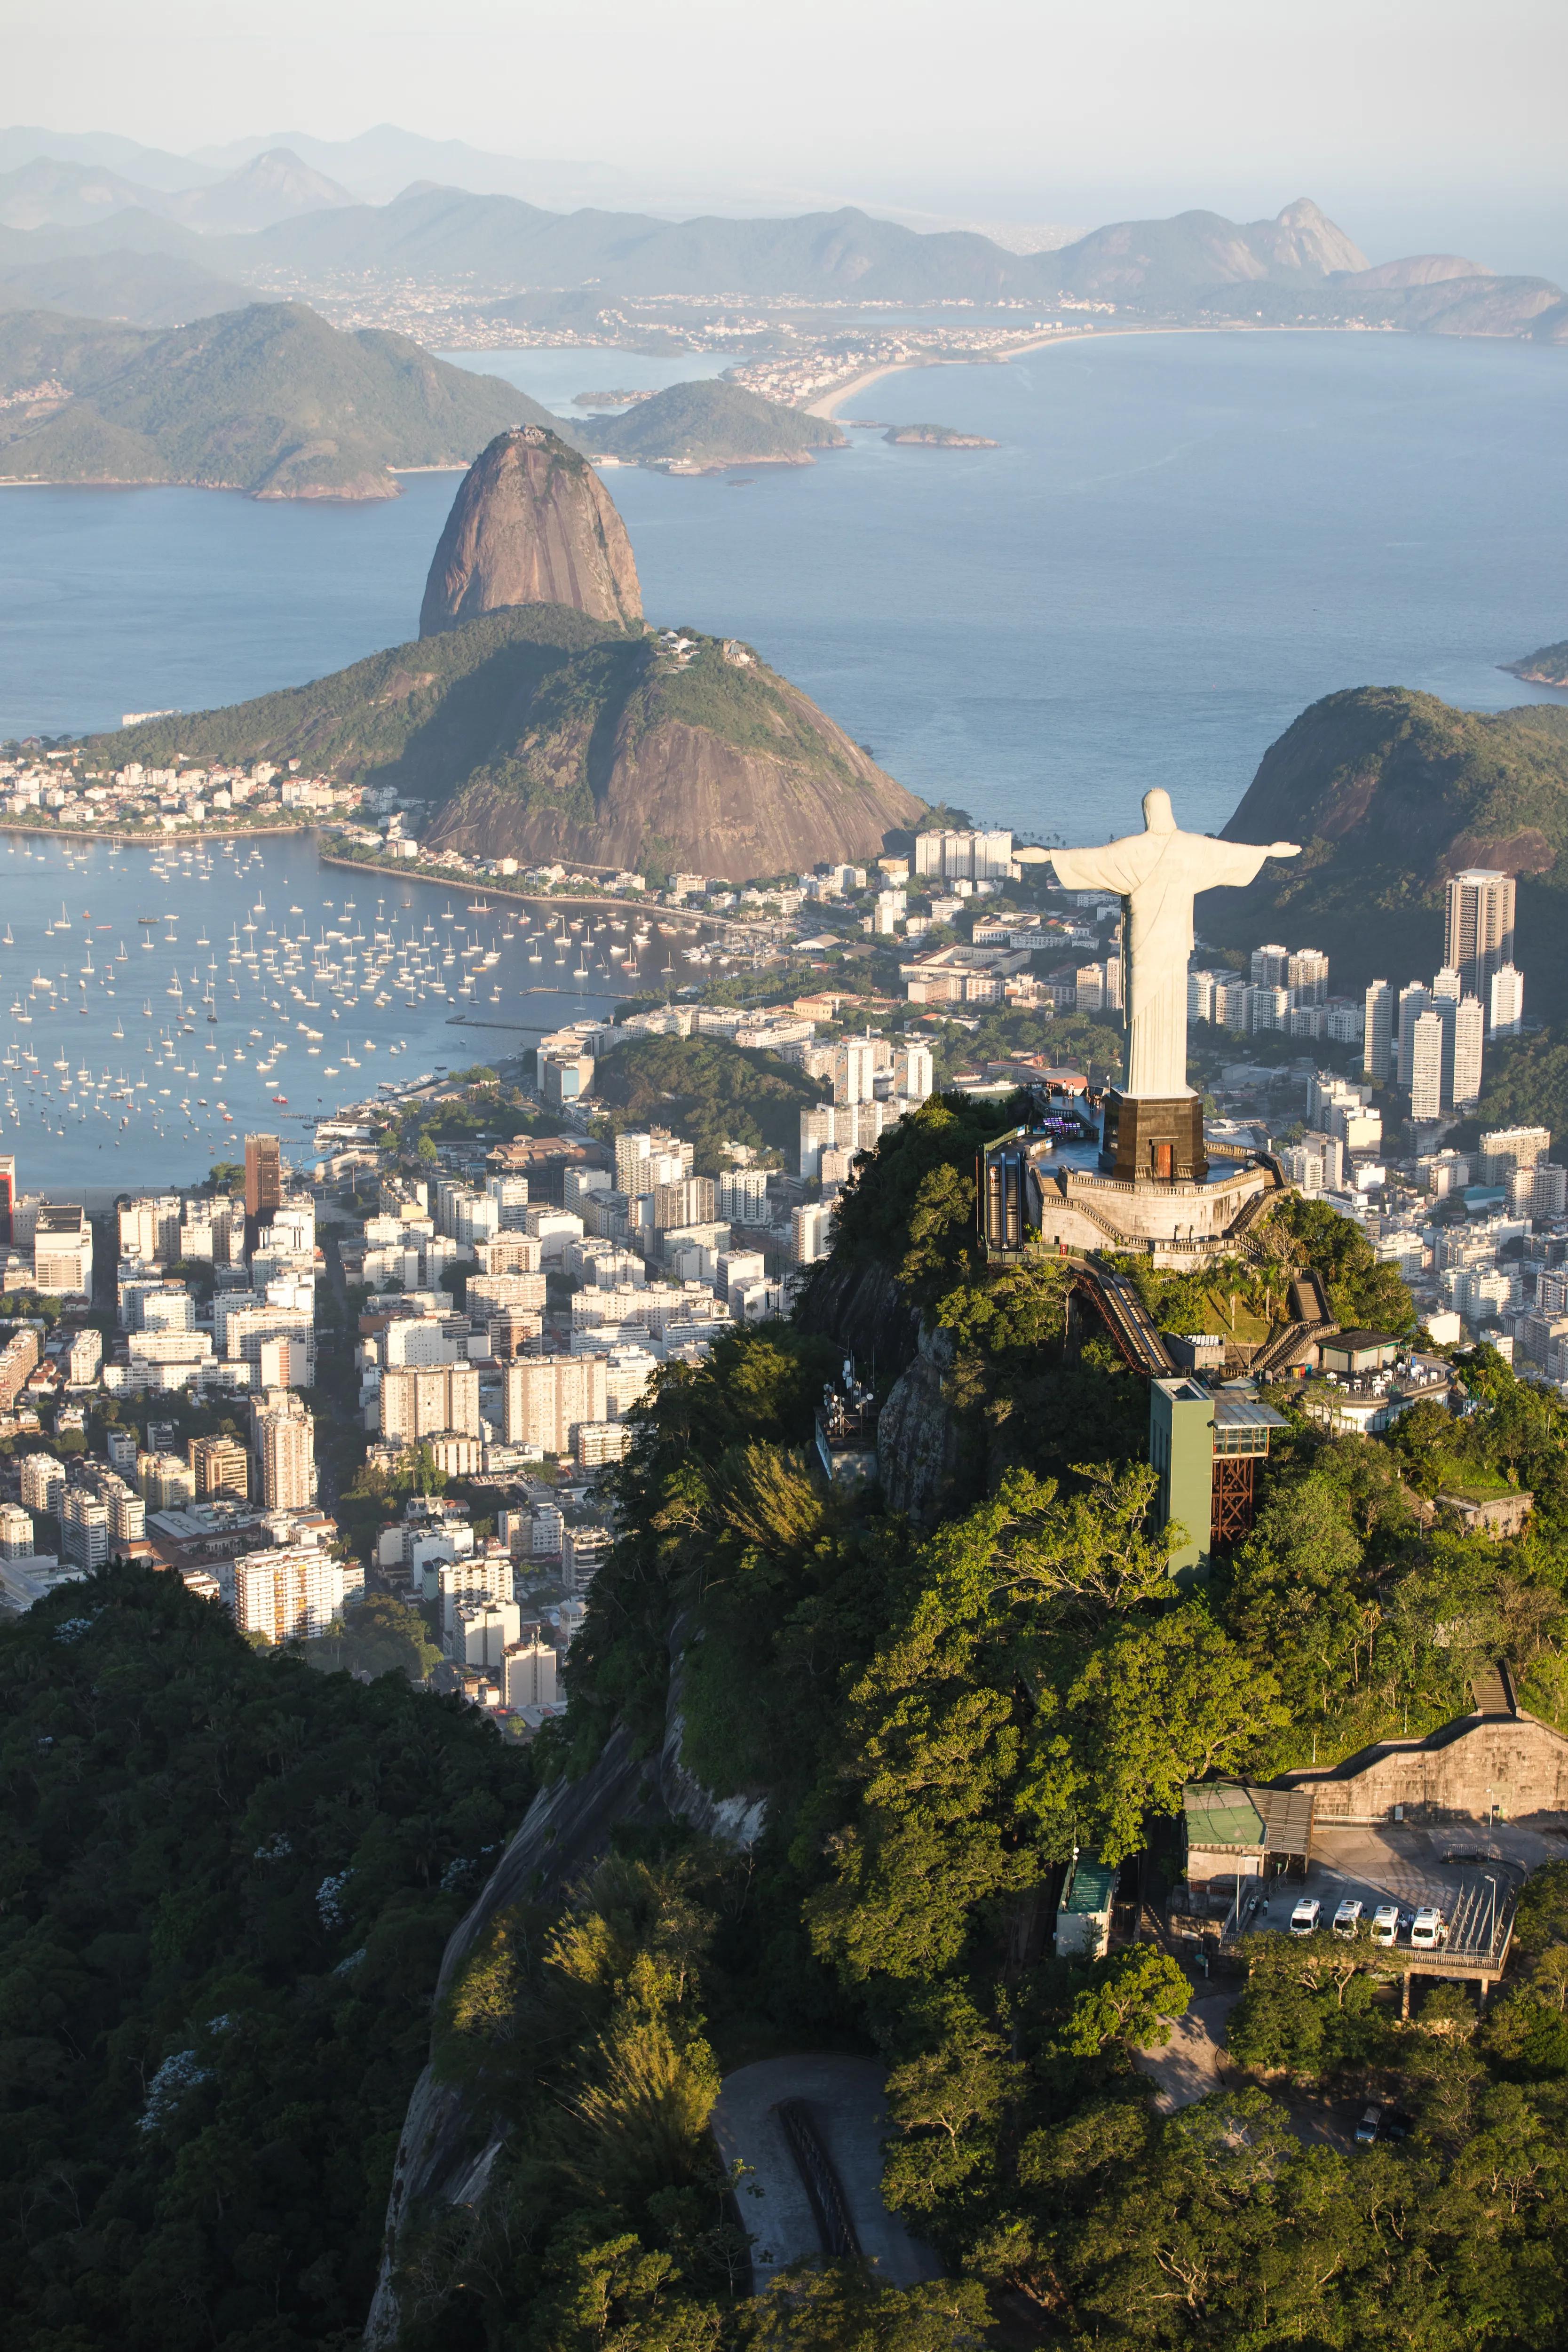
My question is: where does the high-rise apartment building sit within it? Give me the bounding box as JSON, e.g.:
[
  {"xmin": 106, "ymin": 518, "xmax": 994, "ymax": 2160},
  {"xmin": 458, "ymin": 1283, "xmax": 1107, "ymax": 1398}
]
[
  {"xmin": 1478, "ymin": 1126, "xmax": 1552, "ymax": 1186},
  {"xmin": 1450, "ymin": 996, "xmax": 1485, "ymax": 1111},
  {"xmin": 503, "ymin": 1637, "xmax": 559, "ymax": 1710},
  {"xmin": 58, "ymin": 1489, "xmax": 110, "ymax": 1572},
  {"xmin": 650, "ymin": 1176, "xmax": 715, "ymax": 1231},
  {"xmin": 33, "ymin": 1206, "xmax": 92, "ymax": 1298},
  {"xmin": 1363, "ymin": 980, "xmax": 1394, "ymax": 1083},
  {"xmin": 1410, "ymin": 1010, "xmax": 1445, "ymax": 1122},
  {"xmin": 893, "ymin": 1042, "xmax": 934, "ymax": 1101},
  {"xmin": 1250, "ymin": 944, "xmax": 1290, "ymax": 987},
  {"xmin": 1395, "ymin": 984, "xmax": 1432, "ymax": 1088},
  {"xmin": 136, "ymin": 1451, "xmax": 193, "ymax": 1510},
  {"xmin": 0, "ymin": 1501, "xmax": 34, "ymax": 1557},
  {"xmin": 717, "ymin": 1168, "xmax": 770, "ymax": 1224},
  {"xmin": 20, "ymin": 1453, "xmax": 65, "ymax": 1517},
  {"xmin": 243, "ymin": 1133, "xmax": 283, "ymax": 1248},
  {"xmin": 1445, "ymin": 869, "xmax": 1516, "ymax": 1001},
  {"xmin": 379, "ymin": 1363, "xmax": 480, "ymax": 1446},
  {"xmin": 1489, "ymin": 962, "xmax": 1525, "ymax": 1041},
  {"xmin": 253, "ymin": 1393, "xmax": 316, "ymax": 1510},
  {"xmin": 189, "ymin": 1434, "xmax": 250, "ymax": 1502},
  {"xmin": 230, "ymin": 1546, "xmax": 361, "ymax": 1644},
  {"xmin": 832, "ymin": 1037, "xmax": 879, "ymax": 1106},
  {"xmin": 451, "ymin": 1597, "xmax": 521, "ymax": 1670},
  {"xmin": 792, "ymin": 1202, "xmax": 831, "ymax": 1269},
  {"xmin": 1286, "ymin": 949, "xmax": 1330, "ymax": 1005},
  {"xmin": 0, "ymin": 1325, "xmax": 39, "ymax": 1410},
  {"xmin": 913, "ymin": 828, "xmax": 1014, "ymax": 882},
  {"xmin": 504, "ymin": 1355, "xmax": 608, "ymax": 1454}
]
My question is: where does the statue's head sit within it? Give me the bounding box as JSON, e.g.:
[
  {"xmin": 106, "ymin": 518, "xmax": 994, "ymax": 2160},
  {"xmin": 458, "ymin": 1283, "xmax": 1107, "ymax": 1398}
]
[{"xmin": 1142, "ymin": 787, "xmax": 1176, "ymax": 833}]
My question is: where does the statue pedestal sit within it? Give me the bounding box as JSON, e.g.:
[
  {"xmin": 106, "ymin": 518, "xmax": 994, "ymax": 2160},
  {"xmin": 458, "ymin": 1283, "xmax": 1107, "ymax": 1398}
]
[{"xmin": 1100, "ymin": 1090, "xmax": 1208, "ymax": 1184}]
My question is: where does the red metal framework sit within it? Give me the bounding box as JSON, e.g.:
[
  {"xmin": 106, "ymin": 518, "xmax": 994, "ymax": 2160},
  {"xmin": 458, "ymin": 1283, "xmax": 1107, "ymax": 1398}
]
[{"xmin": 1210, "ymin": 1452, "xmax": 1258, "ymax": 1547}]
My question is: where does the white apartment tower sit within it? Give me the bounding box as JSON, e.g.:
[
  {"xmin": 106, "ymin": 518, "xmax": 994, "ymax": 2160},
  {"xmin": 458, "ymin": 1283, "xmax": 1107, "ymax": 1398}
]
[
  {"xmin": 254, "ymin": 1394, "xmax": 316, "ymax": 1510},
  {"xmin": 1445, "ymin": 868, "xmax": 1516, "ymax": 1001},
  {"xmin": 1409, "ymin": 1010, "xmax": 1446, "ymax": 1123},
  {"xmin": 1450, "ymin": 996, "xmax": 1485, "ymax": 1111},
  {"xmin": 1489, "ymin": 962, "xmax": 1524, "ymax": 1041},
  {"xmin": 1395, "ymin": 984, "xmax": 1432, "ymax": 1088},
  {"xmin": 1363, "ymin": 980, "xmax": 1394, "ymax": 1084}
]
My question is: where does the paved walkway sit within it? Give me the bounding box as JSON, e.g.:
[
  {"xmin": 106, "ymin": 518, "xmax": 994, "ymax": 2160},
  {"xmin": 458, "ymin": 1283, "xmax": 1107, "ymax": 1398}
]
[
  {"xmin": 1132, "ymin": 1988, "xmax": 1240, "ymax": 2111},
  {"xmin": 710, "ymin": 2056, "xmax": 943, "ymax": 2290}
]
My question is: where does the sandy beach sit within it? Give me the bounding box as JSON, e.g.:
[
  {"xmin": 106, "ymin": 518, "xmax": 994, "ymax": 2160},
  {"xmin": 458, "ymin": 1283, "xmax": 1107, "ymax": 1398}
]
[{"xmin": 803, "ymin": 331, "xmax": 1093, "ymax": 420}]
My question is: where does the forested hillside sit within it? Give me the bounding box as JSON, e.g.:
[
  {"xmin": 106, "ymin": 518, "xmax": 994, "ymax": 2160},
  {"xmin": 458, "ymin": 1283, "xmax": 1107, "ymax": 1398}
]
[
  {"xmin": 0, "ymin": 1570, "xmax": 532, "ymax": 2352},
  {"xmin": 14, "ymin": 1097, "xmax": 1568, "ymax": 2349},
  {"xmin": 374, "ymin": 1094, "xmax": 1568, "ymax": 2347}
]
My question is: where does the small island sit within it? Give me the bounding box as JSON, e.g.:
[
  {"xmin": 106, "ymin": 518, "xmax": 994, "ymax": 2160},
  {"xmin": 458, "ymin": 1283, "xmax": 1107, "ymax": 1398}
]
[
  {"xmin": 883, "ymin": 421, "xmax": 999, "ymax": 447},
  {"xmin": 570, "ymin": 388, "xmax": 656, "ymax": 407},
  {"xmin": 1503, "ymin": 638, "xmax": 1568, "ymax": 687}
]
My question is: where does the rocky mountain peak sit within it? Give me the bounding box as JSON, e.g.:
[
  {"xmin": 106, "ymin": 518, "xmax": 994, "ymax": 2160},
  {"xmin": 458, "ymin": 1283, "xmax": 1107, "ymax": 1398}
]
[{"xmin": 419, "ymin": 425, "xmax": 643, "ymax": 637}]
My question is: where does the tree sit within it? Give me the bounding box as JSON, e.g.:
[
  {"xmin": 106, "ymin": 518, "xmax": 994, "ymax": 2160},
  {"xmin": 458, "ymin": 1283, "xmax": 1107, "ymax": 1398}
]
[{"xmin": 1055, "ymin": 1946, "xmax": 1192, "ymax": 2058}]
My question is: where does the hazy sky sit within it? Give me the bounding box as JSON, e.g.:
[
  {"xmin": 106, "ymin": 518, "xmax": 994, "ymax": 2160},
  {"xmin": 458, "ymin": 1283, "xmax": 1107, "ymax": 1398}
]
[{"xmin": 14, "ymin": 0, "xmax": 1568, "ymax": 270}]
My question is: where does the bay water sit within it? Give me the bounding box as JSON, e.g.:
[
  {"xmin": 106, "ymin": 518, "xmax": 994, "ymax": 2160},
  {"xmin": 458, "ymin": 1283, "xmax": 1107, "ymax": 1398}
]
[{"xmin": 0, "ymin": 328, "xmax": 1564, "ymax": 1187}]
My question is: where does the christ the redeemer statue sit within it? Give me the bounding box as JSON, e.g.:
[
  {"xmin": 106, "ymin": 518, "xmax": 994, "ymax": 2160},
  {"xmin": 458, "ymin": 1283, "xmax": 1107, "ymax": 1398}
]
[
  {"xmin": 1034, "ymin": 789, "xmax": 1299, "ymax": 1097},
  {"xmin": 1019, "ymin": 791, "xmax": 1299, "ymax": 1182}
]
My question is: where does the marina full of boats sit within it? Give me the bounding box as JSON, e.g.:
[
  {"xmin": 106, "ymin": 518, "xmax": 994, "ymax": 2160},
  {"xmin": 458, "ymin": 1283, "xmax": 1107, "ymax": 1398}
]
[{"xmin": 0, "ymin": 833, "xmax": 727, "ymax": 1189}]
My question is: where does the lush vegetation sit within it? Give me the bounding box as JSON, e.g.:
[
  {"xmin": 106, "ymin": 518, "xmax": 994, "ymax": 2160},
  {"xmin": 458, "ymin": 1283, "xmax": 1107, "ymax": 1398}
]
[
  {"xmin": 386, "ymin": 1097, "xmax": 1568, "ymax": 2349},
  {"xmin": 1505, "ymin": 637, "xmax": 1568, "ymax": 686},
  {"xmin": 90, "ymin": 604, "xmax": 624, "ymax": 791},
  {"xmin": 0, "ymin": 1565, "xmax": 533, "ymax": 2352},
  {"xmin": 590, "ymin": 1034, "xmax": 829, "ymax": 1175},
  {"xmin": 0, "ymin": 301, "xmax": 554, "ymax": 495},
  {"xmin": 580, "ymin": 381, "xmax": 846, "ymax": 465},
  {"xmin": 1455, "ymin": 1024, "xmax": 1568, "ymax": 1152},
  {"xmin": 20, "ymin": 1091, "xmax": 1568, "ymax": 2349}
]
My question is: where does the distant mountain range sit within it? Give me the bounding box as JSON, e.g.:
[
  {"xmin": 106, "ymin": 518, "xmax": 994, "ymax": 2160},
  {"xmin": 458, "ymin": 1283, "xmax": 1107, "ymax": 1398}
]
[
  {"xmin": 0, "ymin": 148, "xmax": 353, "ymax": 237},
  {"xmin": 0, "ymin": 131, "xmax": 1564, "ymax": 343}
]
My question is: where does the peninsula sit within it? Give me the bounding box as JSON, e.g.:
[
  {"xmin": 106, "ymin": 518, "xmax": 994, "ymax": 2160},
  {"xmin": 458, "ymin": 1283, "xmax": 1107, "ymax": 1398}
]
[
  {"xmin": 84, "ymin": 429, "xmax": 923, "ymax": 876},
  {"xmin": 1504, "ymin": 639, "xmax": 1568, "ymax": 688},
  {"xmin": 0, "ymin": 300, "xmax": 556, "ymax": 497}
]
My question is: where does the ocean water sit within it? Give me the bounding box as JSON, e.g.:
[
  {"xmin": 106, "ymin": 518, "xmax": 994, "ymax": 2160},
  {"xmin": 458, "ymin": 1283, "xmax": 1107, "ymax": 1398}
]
[
  {"xmin": 0, "ymin": 328, "xmax": 1565, "ymax": 1191},
  {"xmin": 0, "ymin": 831, "xmax": 685, "ymax": 1192},
  {"xmin": 2, "ymin": 330, "xmax": 1563, "ymax": 844}
]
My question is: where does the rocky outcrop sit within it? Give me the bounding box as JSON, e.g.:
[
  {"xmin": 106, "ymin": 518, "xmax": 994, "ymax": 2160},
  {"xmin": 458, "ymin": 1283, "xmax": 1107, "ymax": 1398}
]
[
  {"xmin": 420, "ymin": 425, "xmax": 642, "ymax": 635},
  {"xmin": 875, "ymin": 1321, "xmax": 964, "ymax": 1527},
  {"xmin": 421, "ymin": 628, "xmax": 924, "ymax": 880},
  {"xmin": 793, "ymin": 1255, "xmax": 922, "ymax": 1386}
]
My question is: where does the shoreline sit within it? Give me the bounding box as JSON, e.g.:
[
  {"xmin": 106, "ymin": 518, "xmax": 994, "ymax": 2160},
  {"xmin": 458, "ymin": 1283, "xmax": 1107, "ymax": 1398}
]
[
  {"xmin": 315, "ymin": 850, "xmax": 773, "ymax": 949},
  {"xmin": 802, "ymin": 320, "xmax": 1424, "ymax": 421}
]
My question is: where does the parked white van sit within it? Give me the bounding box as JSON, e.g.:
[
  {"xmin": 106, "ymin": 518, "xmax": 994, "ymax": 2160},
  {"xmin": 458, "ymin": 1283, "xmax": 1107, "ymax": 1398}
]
[
  {"xmin": 1290, "ymin": 1897, "xmax": 1322, "ymax": 1936},
  {"xmin": 1370, "ymin": 1904, "xmax": 1400, "ymax": 1946},
  {"xmin": 1410, "ymin": 1907, "xmax": 1446, "ymax": 1949},
  {"xmin": 1333, "ymin": 1899, "xmax": 1363, "ymax": 1939}
]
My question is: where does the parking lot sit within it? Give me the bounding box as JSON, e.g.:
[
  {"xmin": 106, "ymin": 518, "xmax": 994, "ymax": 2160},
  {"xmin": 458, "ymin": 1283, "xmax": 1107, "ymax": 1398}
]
[{"xmin": 1231, "ymin": 1818, "xmax": 1562, "ymax": 1951}]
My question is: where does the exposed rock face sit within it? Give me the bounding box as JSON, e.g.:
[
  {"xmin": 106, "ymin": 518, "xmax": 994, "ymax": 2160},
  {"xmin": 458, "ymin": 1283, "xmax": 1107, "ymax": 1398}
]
[
  {"xmin": 420, "ymin": 425, "xmax": 642, "ymax": 635},
  {"xmin": 1254, "ymin": 197, "xmax": 1369, "ymax": 278},
  {"xmin": 876, "ymin": 1322, "xmax": 964, "ymax": 1527},
  {"xmin": 422, "ymin": 629, "xmax": 924, "ymax": 880}
]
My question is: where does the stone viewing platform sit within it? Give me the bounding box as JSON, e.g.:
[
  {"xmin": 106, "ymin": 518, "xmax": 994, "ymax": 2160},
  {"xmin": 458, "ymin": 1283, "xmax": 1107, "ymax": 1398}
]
[{"xmin": 985, "ymin": 1118, "xmax": 1280, "ymax": 1269}]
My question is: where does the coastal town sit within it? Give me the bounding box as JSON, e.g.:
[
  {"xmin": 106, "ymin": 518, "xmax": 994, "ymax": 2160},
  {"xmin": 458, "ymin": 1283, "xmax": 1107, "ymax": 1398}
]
[{"xmin": 0, "ymin": 804, "xmax": 1557, "ymax": 1726}]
